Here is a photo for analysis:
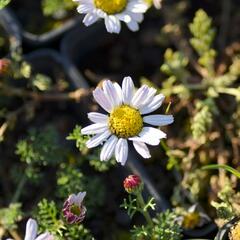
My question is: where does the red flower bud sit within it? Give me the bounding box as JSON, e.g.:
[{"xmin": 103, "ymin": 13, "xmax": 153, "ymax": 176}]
[
  {"xmin": 123, "ymin": 175, "xmax": 142, "ymax": 194},
  {"xmin": 0, "ymin": 58, "xmax": 10, "ymax": 75}
]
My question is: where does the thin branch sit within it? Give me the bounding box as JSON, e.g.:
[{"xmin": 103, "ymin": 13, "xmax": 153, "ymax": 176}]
[
  {"xmin": 9, "ymin": 229, "xmax": 22, "ymax": 240},
  {"xmin": 0, "ymin": 102, "xmax": 35, "ymax": 141},
  {"xmin": 0, "ymin": 84, "xmax": 91, "ymax": 102}
]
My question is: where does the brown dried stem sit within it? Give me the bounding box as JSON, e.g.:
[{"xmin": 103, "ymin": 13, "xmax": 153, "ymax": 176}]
[{"xmin": 0, "ymin": 84, "xmax": 91, "ymax": 102}]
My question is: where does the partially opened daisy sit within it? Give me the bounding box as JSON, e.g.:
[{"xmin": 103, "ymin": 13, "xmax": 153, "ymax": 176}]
[
  {"xmin": 73, "ymin": 0, "xmax": 148, "ymax": 33},
  {"xmin": 81, "ymin": 77, "xmax": 174, "ymax": 166},
  {"xmin": 6, "ymin": 218, "xmax": 54, "ymax": 240},
  {"xmin": 63, "ymin": 191, "xmax": 87, "ymax": 224}
]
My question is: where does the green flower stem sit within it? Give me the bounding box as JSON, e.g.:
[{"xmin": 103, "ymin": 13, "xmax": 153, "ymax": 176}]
[
  {"xmin": 160, "ymin": 140, "xmax": 169, "ymax": 152},
  {"xmin": 185, "ymin": 83, "xmax": 207, "ymax": 90},
  {"xmin": 11, "ymin": 174, "xmax": 27, "ymax": 203},
  {"xmin": 136, "ymin": 191, "xmax": 153, "ymax": 226}
]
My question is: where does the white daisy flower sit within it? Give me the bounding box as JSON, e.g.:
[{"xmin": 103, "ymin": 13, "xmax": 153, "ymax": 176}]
[
  {"xmin": 73, "ymin": 0, "xmax": 148, "ymax": 33},
  {"xmin": 7, "ymin": 218, "xmax": 54, "ymax": 240},
  {"xmin": 81, "ymin": 77, "xmax": 174, "ymax": 166}
]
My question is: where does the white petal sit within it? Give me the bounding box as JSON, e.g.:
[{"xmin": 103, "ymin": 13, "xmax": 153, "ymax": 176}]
[
  {"xmin": 104, "ymin": 15, "xmax": 121, "ymax": 33},
  {"xmin": 140, "ymin": 94, "xmax": 165, "ymax": 114},
  {"xmin": 140, "ymin": 127, "xmax": 166, "ymax": 139},
  {"xmin": 122, "ymin": 76, "xmax": 134, "ymax": 104},
  {"xmin": 131, "ymin": 85, "xmax": 149, "ymax": 108},
  {"xmin": 130, "ymin": 136, "xmax": 160, "ymax": 146},
  {"xmin": 100, "ymin": 135, "xmax": 118, "ymax": 161},
  {"xmin": 76, "ymin": 192, "xmax": 86, "ymax": 206},
  {"xmin": 132, "ymin": 140, "xmax": 151, "ymax": 158},
  {"xmin": 138, "ymin": 87, "xmax": 157, "ymax": 109},
  {"xmin": 93, "ymin": 87, "xmax": 112, "ymax": 112},
  {"xmin": 153, "ymin": 0, "xmax": 162, "ymax": 9},
  {"xmin": 116, "ymin": 12, "xmax": 131, "ymax": 22},
  {"xmin": 115, "ymin": 138, "xmax": 128, "ymax": 165},
  {"xmin": 126, "ymin": 19, "xmax": 139, "ymax": 32},
  {"xmin": 68, "ymin": 193, "xmax": 77, "ymax": 205},
  {"xmin": 102, "ymin": 80, "xmax": 121, "ymax": 108},
  {"xmin": 24, "ymin": 219, "xmax": 38, "ymax": 240},
  {"xmin": 114, "ymin": 82, "xmax": 123, "ymax": 104},
  {"xmin": 83, "ymin": 13, "xmax": 99, "ymax": 26},
  {"xmin": 127, "ymin": 1, "xmax": 148, "ymax": 13},
  {"xmin": 128, "ymin": 12, "xmax": 143, "ymax": 23},
  {"xmin": 81, "ymin": 123, "xmax": 108, "ymax": 135},
  {"xmin": 143, "ymin": 115, "xmax": 174, "ymax": 126},
  {"xmin": 77, "ymin": 4, "xmax": 93, "ymax": 13},
  {"xmin": 88, "ymin": 112, "xmax": 108, "ymax": 123},
  {"xmin": 35, "ymin": 233, "xmax": 53, "ymax": 240},
  {"xmin": 95, "ymin": 8, "xmax": 106, "ymax": 18},
  {"xmin": 130, "ymin": 127, "xmax": 166, "ymax": 146},
  {"xmin": 86, "ymin": 130, "xmax": 111, "ymax": 148}
]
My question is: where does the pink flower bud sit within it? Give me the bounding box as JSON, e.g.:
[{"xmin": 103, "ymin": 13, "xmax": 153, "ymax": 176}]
[
  {"xmin": 123, "ymin": 175, "xmax": 142, "ymax": 193},
  {"xmin": 0, "ymin": 58, "xmax": 10, "ymax": 75}
]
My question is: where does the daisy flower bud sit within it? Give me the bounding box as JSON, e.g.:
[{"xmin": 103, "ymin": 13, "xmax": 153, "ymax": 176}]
[
  {"xmin": 0, "ymin": 58, "xmax": 10, "ymax": 75},
  {"xmin": 123, "ymin": 175, "xmax": 143, "ymax": 193},
  {"xmin": 63, "ymin": 192, "xmax": 87, "ymax": 224}
]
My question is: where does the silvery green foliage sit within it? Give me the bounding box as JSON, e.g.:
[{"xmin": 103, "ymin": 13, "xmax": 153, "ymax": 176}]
[
  {"xmin": 67, "ymin": 125, "xmax": 89, "ymax": 154},
  {"xmin": 57, "ymin": 165, "xmax": 106, "ymax": 217},
  {"xmin": 161, "ymin": 49, "xmax": 190, "ymax": 99},
  {"xmin": 211, "ymin": 182, "xmax": 236, "ymax": 220},
  {"xmin": 191, "ymin": 98, "xmax": 218, "ymax": 140},
  {"xmin": 15, "ymin": 126, "xmax": 64, "ymax": 181},
  {"xmin": 0, "ymin": 0, "xmax": 10, "ymax": 9},
  {"xmin": 32, "ymin": 74, "xmax": 52, "ymax": 91},
  {"xmin": 42, "ymin": 0, "xmax": 76, "ymax": 17},
  {"xmin": 0, "ymin": 203, "xmax": 22, "ymax": 231},
  {"xmin": 16, "ymin": 126, "xmax": 63, "ymax": 166},
  {"xmin": 121, "ymin": 195, "xmax": 155, "ymax": 219},
  {"xmin": 131, "ymin": 210, "xmax": 182, "ymax": 240},
  {"xmin": 148, "ymin": 9, "xmax": 240, "ymax": 142},
  {"xmin": 189, "ymin": 9, "xmax": 216, "ymax": 72}
]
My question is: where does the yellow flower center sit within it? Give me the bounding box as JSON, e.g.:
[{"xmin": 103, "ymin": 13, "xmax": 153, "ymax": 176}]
[
  {"xmin": 94, "ymin": 0, "xmax": 127, "ymax": 14},
  {"xmin": 182, "ymin": 212, "xmax": 200, "ymax": 229},
  {"xmin": 229, "ymin": 221, "xmax": 240, "ymax": 240},
  {"xmin": 109, "ymin": 105, "xmax": 143, "ymax": 138},
  {"xmin": 70, "ymin": 205, "xmax": 81, "ymax": 215}
]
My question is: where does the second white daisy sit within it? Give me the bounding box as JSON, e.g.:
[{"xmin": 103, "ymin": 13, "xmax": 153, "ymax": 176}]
[
  {"xmin": 81, "ymin": 77, "xmax": 173, "ymax": 166},
  {"xmin": 73, "ymin": 0, "xmax": 148, "ymax": 33}
]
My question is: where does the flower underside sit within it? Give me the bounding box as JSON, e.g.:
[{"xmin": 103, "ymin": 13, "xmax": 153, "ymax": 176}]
[
  {"xmin": 94, "ymin": 0, "xmax": 127, "ymax": 14},
  {"xmin": 109, "ymin": 105, "xmax": 143, "ymax": 138}
]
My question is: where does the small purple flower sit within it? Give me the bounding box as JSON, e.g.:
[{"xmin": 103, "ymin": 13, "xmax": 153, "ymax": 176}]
[{"xmin": 63, "ymin": 192, "xmax": 87, "ymax": 224}]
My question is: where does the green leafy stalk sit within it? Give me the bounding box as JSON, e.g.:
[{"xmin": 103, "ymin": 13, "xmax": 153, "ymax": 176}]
[
  {"xmin": 136, "ymin": 192, "xmax": 154, "ymax": 226},
  {"xmin": 202, "ymin": 164, "xmax": 240, "ymax": 179}
]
